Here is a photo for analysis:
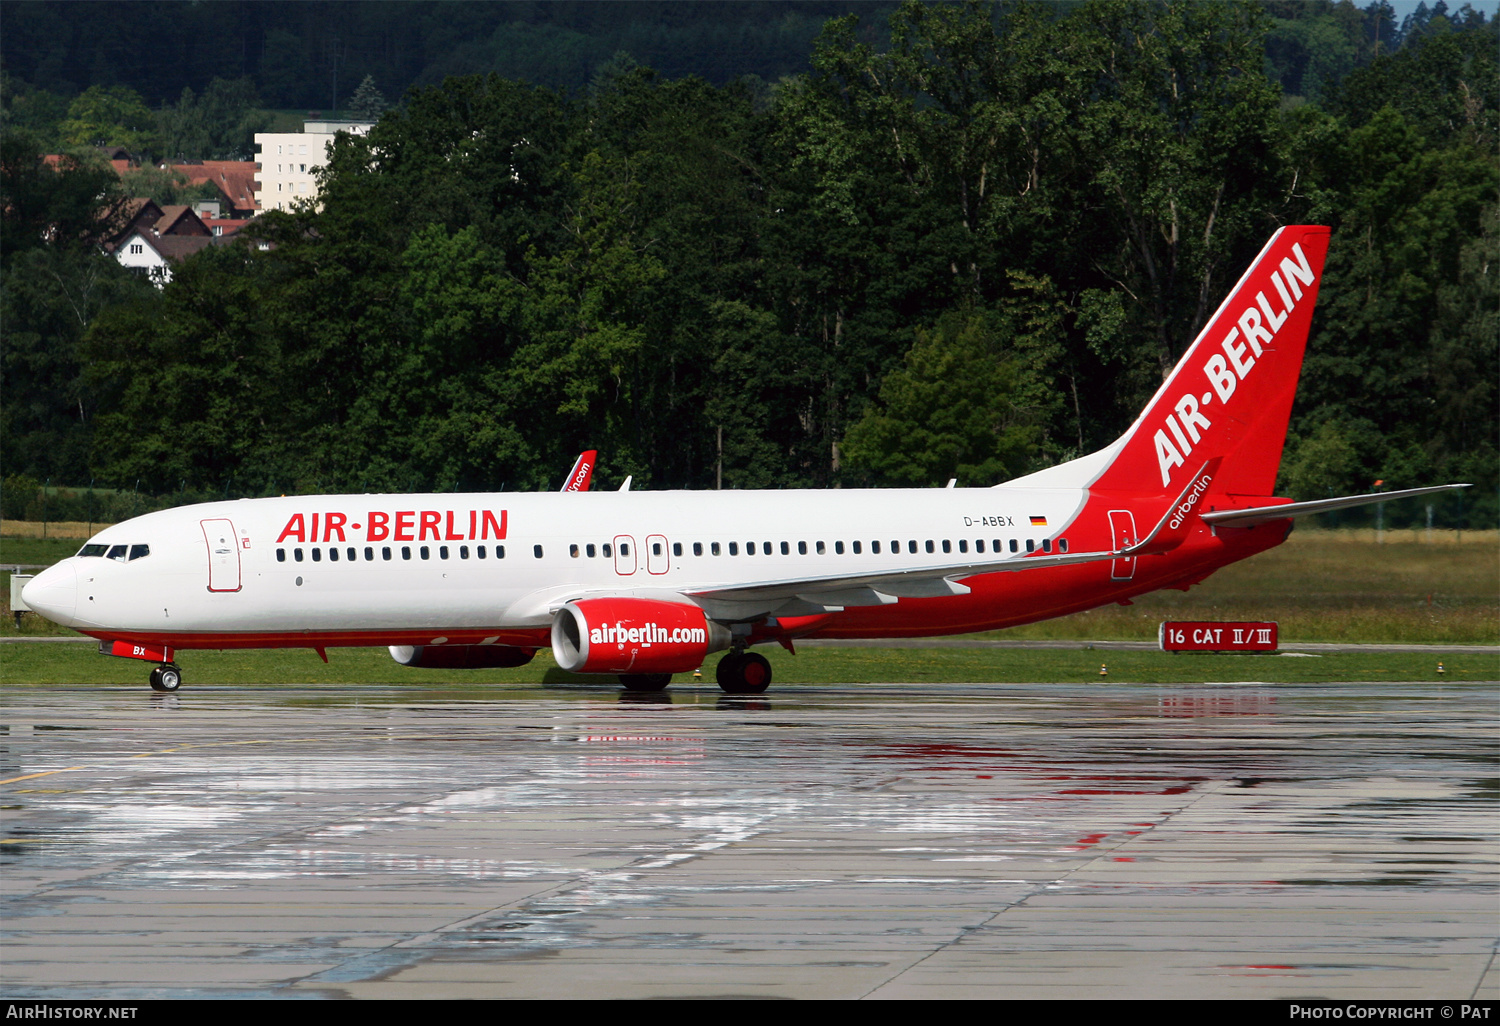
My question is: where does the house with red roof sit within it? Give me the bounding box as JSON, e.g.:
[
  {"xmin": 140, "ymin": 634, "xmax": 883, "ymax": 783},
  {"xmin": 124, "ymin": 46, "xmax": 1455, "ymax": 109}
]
[
  {"xmin": 166, "ymin": 160, "xmax": 260, "ymax": 219},
  {"xmin": 106, "ymin": 201, "xmax": 217, "ymax": 286}
]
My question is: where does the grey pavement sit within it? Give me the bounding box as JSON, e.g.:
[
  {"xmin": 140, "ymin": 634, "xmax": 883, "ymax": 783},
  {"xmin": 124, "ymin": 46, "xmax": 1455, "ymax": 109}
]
[{"xmin": 1, "ymin": 681, "xmax": 1496, "ymax": 999}]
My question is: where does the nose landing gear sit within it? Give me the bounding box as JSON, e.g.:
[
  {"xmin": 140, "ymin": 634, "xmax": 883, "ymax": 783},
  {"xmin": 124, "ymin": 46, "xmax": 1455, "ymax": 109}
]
[
  {"xmin": 715, "ymin": 651, "xmax": 772, "ymax": 694},
  {"xmin": 149, "ymin": 664, "xmax": 183, "ymax": 692}
]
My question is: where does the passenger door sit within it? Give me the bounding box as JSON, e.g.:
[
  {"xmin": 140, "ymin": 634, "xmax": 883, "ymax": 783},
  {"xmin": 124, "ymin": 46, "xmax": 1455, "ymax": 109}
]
[
  {"xmin": 1107, "ymin": 510, "xmax": 1137, "ymax": 580},
  {"xmin": 613, "ymin": 535, "xmax": 636, "ymax": 576},
  {"xmin": 646, "ymin": 534, "xmax": 669, "ymax": 575},
  {"xmin": 201, "ymin": 518, "xmax": 242, "ymax": 592}
]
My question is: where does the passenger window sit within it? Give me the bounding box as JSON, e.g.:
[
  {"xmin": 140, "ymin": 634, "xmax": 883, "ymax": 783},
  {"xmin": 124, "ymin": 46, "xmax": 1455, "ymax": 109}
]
[
  {"xmin": 440, "ymin": 546, "xmax": 449, "ymax": 559},
  {"xmin": 711, "ymin": 542, "xmax": 721, "ymax": 556},
  {"xmin": 1026, "ymin": 539, "xmax": 1035, "ymax": 552},
  {"xmin": 295, "ymin": 548, "xmax": 304, "ymax": 562},
  {"xmin": 619, "ymin": 544, "xmax": 628, "ymax": 556},
  {"xmin": 364, "ymin": 547, "xmax": 373, "ymax": 560},
  {"xmin": 693, "ymin": 543, "xmax": 703, "ymax": 556},
  {"xmin": 603, "ymin": 544, "xmax": 612, "ymax": 558},
  {"xmin": 477, "ymin": 545, "xmax": 486, "ymax": 559},
  {"xmin": 958, "ymin": 539, "xmax": 968, "ymax": 553},
  {"xmin": 1008, "ymin": 539, "xmax": 1017, "ymax": 552},
  {"xmin": 852, "ymin": 540, "xmax": 861, "ymax": 554},
  {"xmin": 653, "ymin": 542, "xmax": 662, "ymax": 556},
  {"xmin": 909, "ymin": 540, "xmax": 918, "ymax": 554},
  {"xmin": 312, "ymin": 547, "xmax": 322, "ymax": 562},
  {"xmin": 107, "ymin": 544, "xmax": 128, "ymax": 561},
  {"xmin": 570, "ymin": 544, "xmax": 580, "ymax": 558},
  {"xmin": 763, "ymin": 540, "xmax": 771, "ymax": 554},
  {"xmin": 420, "ymin": 546, "xmax": 430, "ymax": 559},
  {"xmin": 729, "ymin": 542, "xmax": 739, "ymax": 556},
  {"xmin": 673, "ymin": 542, "xmax": 683, "ymax": 557},
  {"xmin": 835, "ymin": 541, "xmax": 844, "ymax": 555},
  {"xmin": 496, "ymin": 545, "xmax": 506, "ymax": 558},
  {"xmin": 941, "ymin": 540, "xmax": 950, "ymax": 554},
  {"xmin": 277, "ymin": 548, "xmax": 286, "ymax": 562},
  {"xmin": 382, "ymin": 547, "xmax": 392, "ymax": 560},
  {"xmin": 817, "ymin": 541, "xmax": 826, "ymax": 555},
  {"xmin": 587, "ymin": 544, "xmax": 596, "ymax": 557},
  {"xmin": 1042, "ymin": 538, "xmax": 1051, "ymax": 553},
  {"xmin": 872, "ymin": 541, "xmax": 881, "ymax": 554},
  {"xmin": 1060, "ymin": 538, "xmax": 1068, "ymax": 552},
  {"xmin": 533, "ymin": 545, "xmax": 543, "ymax": 558},
  {"xmin": 402, "ymin": 546, "xmax": 412, "ymax": 560},
  {"xmin": 346, "ymin": 547, "xmax": 356, "ymax": 561},
  {"xmin": 129, "ymin": 544, "xmax": 150, "ymax": 561},
  {"xmin": 975, "ymin": 540, "xmax": 984, "ymax": 553},
  {"xmin": 782, "ymin": 541, "xmax": 791, "ymax": 555},
  {"xmin": 328, "ymin": 548, "xmax": 338, "ymax": 561},
  {"xmin": 460, "ymin": 545, "xmax": 469, "ymax": 559},
  {"xmin": 744, "ymin": 542, "xmax": 755, "ymax": 555},
  {"xmin": 893, "ymin": 541, "xmax": 901, "ymax": 553}
]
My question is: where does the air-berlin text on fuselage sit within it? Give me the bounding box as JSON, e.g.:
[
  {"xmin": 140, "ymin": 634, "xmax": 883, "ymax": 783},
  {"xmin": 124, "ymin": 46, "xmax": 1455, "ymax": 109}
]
[
  {"xmin": 1154, "ymin": 242, "xmax": 1318, "ymax": 488},
  {"xmin": 274, "ymin": 509, "xmax": 507, "ymax": 544}
]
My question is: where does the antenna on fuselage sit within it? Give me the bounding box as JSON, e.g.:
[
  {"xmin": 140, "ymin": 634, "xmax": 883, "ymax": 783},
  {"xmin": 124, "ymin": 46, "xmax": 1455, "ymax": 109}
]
[{"xmin": 619, "ymin": 476, "xmax": 633, "ymax": 492}]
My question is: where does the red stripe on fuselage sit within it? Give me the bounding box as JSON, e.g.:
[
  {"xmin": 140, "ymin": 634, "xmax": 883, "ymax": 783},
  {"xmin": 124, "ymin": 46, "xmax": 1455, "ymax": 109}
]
[
  {"xmin": 81, "ymin": 626, "xmax": 552, "ymax": 652},
  {"xmin": 802, "ymin": 519, "xmax": 1288, "ymax": 639}
]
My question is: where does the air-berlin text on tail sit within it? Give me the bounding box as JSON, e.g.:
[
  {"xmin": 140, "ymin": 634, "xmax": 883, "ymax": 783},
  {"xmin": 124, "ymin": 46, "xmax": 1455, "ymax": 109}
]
[
  {"xmin": 275, "ymin": 509, "xmax": 507, "ymax": 544},
  {"xmin": 1154, "ymin": 242, "xmax": 1318, "ymax": 488}
]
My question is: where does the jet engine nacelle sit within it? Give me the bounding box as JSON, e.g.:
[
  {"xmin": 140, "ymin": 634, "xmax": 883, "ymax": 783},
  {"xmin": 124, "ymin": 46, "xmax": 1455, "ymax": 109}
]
[
  {"xmin": 551, "ymin": 598, "xmax": 730, "ymax": 674},
  {"xmin": 389, "ymin": 644, "xmax": 536, "ymax": 669}
]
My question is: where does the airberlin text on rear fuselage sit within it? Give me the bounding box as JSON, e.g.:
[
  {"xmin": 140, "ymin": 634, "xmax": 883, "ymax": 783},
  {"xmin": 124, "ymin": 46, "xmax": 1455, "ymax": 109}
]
[
  {"xmin": 275, "ymin": 509, "xmax": 507, "ymax": 544},
  {"xmin": 1154, "ymin": 242, "xmax": 1318, "ymax": 488}
]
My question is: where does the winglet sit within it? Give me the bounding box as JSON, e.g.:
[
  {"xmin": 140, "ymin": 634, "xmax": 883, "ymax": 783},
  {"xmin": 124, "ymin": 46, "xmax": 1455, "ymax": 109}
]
[
  {"xmin": 560, "ymin": 451, "xmax": 597, "ymax": 492},
  {"xmin": 1126, "ymin": 457, "xmax": 1220, "ymax": 555}
]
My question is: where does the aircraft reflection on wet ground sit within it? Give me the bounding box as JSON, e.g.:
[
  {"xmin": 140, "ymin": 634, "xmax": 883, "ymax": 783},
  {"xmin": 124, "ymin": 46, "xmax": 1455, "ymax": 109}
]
[{"xmin": 1, "ymin": 681, "xmax": 1496, "ymax": 1000}]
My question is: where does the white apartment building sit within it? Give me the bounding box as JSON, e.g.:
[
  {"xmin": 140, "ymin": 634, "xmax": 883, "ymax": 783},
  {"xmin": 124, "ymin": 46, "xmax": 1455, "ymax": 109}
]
[{"xmin": 254, "ymin": 120, "xmax": 372, "ymax": 213}]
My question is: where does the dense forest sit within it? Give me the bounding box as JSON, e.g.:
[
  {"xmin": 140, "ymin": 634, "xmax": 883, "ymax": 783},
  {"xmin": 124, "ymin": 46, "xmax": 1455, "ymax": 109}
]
[{"xmin": 2, "ymin": 0, "xmax": 1496, "ymax": 527}]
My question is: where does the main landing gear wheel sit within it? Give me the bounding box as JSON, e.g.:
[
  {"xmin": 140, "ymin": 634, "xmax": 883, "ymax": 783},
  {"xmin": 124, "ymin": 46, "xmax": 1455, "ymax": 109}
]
[
  {"xmin": 715, "ymin": 652, "xmax": 771, "ymax": 695},
  {"xmin": 149, "ymin": 663, "xmax": 182, "ymax": 693},
  {"xmin": 619, "ymin": 673, "xmax": 671, "ymax": 692}
]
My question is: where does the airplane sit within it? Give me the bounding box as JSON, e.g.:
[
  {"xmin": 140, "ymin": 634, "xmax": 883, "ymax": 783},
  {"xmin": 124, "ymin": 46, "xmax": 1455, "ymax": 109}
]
[{"xmin": 22, "ymin": 225, "xmax": 1468, "ymax": 695}]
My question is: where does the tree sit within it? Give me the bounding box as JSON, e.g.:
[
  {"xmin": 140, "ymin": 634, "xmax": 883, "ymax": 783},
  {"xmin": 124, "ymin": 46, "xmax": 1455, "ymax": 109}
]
[
  {"xmin": 118, "ymin": 164, "xmax": 219, "ymax": 207},
  {"xmin": 1, "ymin": 129, "xmax": 126, "ymax": 260},
  {"xmin": 348, "ymin": 75, "xmax": 388, "ymax": 121},
  {"xmin": 842, "ymin": 310, "xmax": 1041, "ymax": 487},
  {"xmin": 58, "ymin": 84, "xmax": 156, "ymax": 154}
]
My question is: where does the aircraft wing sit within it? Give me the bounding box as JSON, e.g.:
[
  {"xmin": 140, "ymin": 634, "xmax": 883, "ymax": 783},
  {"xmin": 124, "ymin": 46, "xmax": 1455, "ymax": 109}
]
[
  {"xmin": 1201, "ymin": 484, "xmax": 1470, "ymax": 529},
  {"xmin": 687, "ymin": 462, "xmax": 1220, "ymax": 620}
]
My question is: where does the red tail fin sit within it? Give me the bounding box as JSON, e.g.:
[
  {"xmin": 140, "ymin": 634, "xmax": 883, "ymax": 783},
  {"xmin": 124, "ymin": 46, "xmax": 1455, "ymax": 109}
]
[{"xmin": 1092, "ymin": 226, "xmax": 1331, "ymax": 498}]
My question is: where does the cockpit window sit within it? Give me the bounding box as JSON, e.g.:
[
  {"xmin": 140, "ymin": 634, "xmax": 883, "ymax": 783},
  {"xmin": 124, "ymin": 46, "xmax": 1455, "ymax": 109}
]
[
  {"xmin": 128, "ymin": 544, "xmax": 150, "ymax": 561},
  {"xmin": 78, "ymin": 544, "xmax": 108, "ymax": 557},
  {"xmin": 106, "ymin": 545, "xmax": 128, "ymax": 561}
]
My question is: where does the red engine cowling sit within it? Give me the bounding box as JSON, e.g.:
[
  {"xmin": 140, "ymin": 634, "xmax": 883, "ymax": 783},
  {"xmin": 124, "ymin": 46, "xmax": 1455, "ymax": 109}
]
[
  {"xmin": 389, "ymin": 645, "xmax": 536, "ymax": 669},
  {"xmin": 551, "ymin": 598, "xmax": 729, "ymax": 674}
]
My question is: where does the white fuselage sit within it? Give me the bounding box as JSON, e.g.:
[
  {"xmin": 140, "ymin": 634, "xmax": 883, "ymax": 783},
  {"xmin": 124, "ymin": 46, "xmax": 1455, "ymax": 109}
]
[{"xmin": 32, "ymin": 484, "xmax": 1092, "ymax": 641}]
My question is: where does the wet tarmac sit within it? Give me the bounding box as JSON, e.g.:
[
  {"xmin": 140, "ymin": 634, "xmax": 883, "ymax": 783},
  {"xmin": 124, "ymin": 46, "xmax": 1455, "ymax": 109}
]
[{"xmin": 1, "ymin": 681, "xmax": 1496, "ymax": 1000}]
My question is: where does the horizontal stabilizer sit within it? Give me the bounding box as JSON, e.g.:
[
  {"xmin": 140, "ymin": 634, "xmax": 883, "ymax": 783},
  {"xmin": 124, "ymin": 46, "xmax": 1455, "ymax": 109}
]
[{"xmin": 1201, "ymin": 484, "xmax": 1471, "ymax": 528}]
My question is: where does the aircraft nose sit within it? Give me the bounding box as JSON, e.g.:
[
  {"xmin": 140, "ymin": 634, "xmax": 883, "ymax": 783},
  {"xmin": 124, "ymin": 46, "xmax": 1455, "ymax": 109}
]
[{"xmin": 21, "ymin": 562, "xmax": 77, "ymax": 625}]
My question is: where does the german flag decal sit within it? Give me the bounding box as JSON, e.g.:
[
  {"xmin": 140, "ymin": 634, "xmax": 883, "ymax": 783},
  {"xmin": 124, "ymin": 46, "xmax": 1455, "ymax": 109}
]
[{"xmin": 1030, "ymin": 515, "xmax": 1048, "ymax": 527}]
